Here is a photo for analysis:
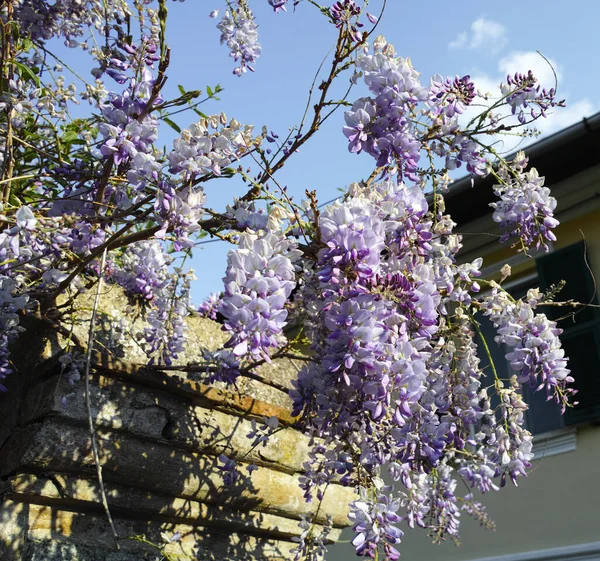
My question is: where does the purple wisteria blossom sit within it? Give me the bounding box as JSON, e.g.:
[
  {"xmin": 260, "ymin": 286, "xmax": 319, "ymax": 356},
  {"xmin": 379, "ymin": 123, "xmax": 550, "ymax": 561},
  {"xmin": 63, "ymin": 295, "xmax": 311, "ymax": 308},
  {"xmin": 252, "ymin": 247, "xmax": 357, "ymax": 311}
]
[
  {"xmin": 491, "ymin": 151, "xmax": 559, "ymax": 250},
  {"xmin": 349, "ymin": 486, "xmax": 403, "ymax": 559},
  {"xmin": 330, "ymin": 0, "xmax": 363, "ymax": 42},
  {"xmin": 429, "ymin": 74, "xmax": 476, "ymax": 119},
  {"xmin": 219, "ymin": 230, "xmax": 300, "ymax": 360},
  {"xmin": 92, "ymin": 70, "xmax": 162, "ymax": 211},
  {"xmin": 201, "ymin": 349, "xmax": 242, "ymax": 385},
  {"xmin": 226, "ymin": 200, "xmax": 269, "ymax": 231},
  {"xmin": 290, "ymin": 514, "xmax": 333, "ymax": 561},
  {"xmin": 268, "ymin": 0, "xmax": 289, "ymax": 13},
  {"xmin": 481, "ymin": 284, "xmax": 574, "ymax": 409},
  {"xmin": 500, "ymin": 70, "xmax": 565, "ymax": 124},
  {"xmin": 198, "ymin": 292, "xmax": 221, "ymax": 321},
  {"xmin": 0, "ymin": 276, "xmax": 29, "ymax": 391},
  {"xmin": 6, "ymin": 0, "xmax": 130, "ymax": 45},
  {"xmin": 216, "ymin": 3, "xmax": 262, "ymax": 76},
  {"xmin": 343, "ymin": 39, "xmax": 428, "ymax": 180},
  {"xmin": 144, "ymin": 270, "xmax": 192, "ymax": 366},
  {"xmin": 112, "ymin": 240, "xmax": 169, "ymax": 300},
  {"xmin": 167, "ymin": 117, "xmax": 255, "ymax": 179},
  {"xmin": 112, "ymin": 241, "xmax": 193, "ymax": 366},
  {"xmin": 217, "ymin": 454, "xmax": 240, "ymax": 485},
  {"xmin": 154, "ymin": 183, "xmax": 205, "ymax": 250}
]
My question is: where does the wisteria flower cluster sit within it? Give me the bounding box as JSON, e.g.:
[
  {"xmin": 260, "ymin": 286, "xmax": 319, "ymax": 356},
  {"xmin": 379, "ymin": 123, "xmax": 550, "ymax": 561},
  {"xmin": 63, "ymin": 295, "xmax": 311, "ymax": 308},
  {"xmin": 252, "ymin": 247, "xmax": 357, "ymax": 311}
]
[
  {"xmin": 289, "ymin": 177, "xmax": 570, "ymax": 557},
  {"xmin": 110, "ymin": 241, "xmax": 193, "ymax": 365},
  {"xmin": 6, "ymin": 0, "xmax": 130, "ymax": 45},
  {"xmin": 0, "ymin": 276, "xmax": 29, "ymax": 391},
  {"xmin": 343, "ymin": 40, "xmax": 428, "ymax": 180},
  {"xmin": 218, "ymin": 228, "xmax": 301, "ymax": 363},
  {"xmin": 500, "ymin": 71, "xmax": 566, "ymax": 124},
  {"xmin": 481, "ymin": 284, "xmax": 574, "ymax": 408},
  {"xmin": 0, "ymin": 1, "xmax": 576, "ymax": 560},
  {"xmin": 491, "ymin": 151, "xmax": 559, "ymax": 250},
  {"xmin": 167, "ymin": 115, "xmax": 256, "ymax": 179},
  {"xmin": 343, "ymin": 38, "xmax": 488, "ymax": 179},
  {"xmin": 215, "ymin": 1, "xmax": 262, "ymax": 76}
]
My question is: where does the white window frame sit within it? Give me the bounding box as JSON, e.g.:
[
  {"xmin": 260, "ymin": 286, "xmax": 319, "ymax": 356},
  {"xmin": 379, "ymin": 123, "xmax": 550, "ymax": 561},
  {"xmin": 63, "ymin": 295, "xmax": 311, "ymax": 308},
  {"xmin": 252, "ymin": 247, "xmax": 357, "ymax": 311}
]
[{"xmin": 465, "ymin": 541, "xmax": 600, "ymax": 561}]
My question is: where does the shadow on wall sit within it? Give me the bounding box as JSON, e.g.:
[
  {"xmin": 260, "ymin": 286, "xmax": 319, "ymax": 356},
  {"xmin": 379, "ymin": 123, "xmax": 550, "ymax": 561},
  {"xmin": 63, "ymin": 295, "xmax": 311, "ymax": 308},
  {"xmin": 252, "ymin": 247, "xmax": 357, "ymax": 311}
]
[{"xmin": 0, "ymin": 288, "xmax": 349, "ymax": 560}]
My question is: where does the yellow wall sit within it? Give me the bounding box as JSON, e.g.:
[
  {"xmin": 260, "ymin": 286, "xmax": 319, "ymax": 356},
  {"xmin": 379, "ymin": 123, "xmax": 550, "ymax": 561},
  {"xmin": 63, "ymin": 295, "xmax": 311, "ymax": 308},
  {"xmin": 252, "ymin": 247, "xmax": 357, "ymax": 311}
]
[{"xmin": 483, "ymin": 207, "xmax": 600, "ymax": 284}]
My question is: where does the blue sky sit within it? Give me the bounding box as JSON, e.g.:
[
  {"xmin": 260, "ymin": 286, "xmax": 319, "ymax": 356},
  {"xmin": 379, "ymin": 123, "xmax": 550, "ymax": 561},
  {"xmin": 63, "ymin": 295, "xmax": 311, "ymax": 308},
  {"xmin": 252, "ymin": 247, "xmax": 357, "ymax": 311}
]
[
  {"xmin": 161, "ymin": 1, "xmax": 599, "ymax": 303},
  {"xmin": 57, "ymin": 1, "xmax": 600, "ymax": 303}
]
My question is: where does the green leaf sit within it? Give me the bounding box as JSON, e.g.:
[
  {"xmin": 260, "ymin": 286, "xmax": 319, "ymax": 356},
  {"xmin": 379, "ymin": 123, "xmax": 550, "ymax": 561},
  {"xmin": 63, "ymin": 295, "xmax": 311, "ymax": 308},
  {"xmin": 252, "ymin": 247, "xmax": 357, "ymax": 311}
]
[
  {"xmin": 178, "ymin": 84, "xmax": 186, "ymax": 95},
  {"xmin": 14, "ymin": 61, "xmax": 40, "ymax": 87},
  {"xmin": 162, "ymin": 117, "xmax": 181, "ymax": 133},
  {"xmin": 192, "ymin": 108, "xmax": 208, "ymax": 119},
  {"xmin": 8, "ymin": 194, "xmax": 22, "ymax": 207},
  {"xmin": 61, "ymin": 131, "xmax": 79, "ymax": 143},
  {"xmin": 185, "ymin": 90, "xmax": 202, "ymax": 100},
  {"xmin": 221, "ymin": 167, "xmax": 236, "ymax": 178}
]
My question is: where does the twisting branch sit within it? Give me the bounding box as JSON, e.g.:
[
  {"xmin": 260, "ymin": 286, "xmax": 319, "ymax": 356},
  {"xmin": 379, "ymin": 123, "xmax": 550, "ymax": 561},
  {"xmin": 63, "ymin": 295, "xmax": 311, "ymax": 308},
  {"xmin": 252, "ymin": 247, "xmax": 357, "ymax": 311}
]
[
  {"xmin": 83, "ymin": 248, "xmax": 120, "ymax": 550},
  {"xmin": 241, "ymin": 22, "xmax": 367, "ymax": 201}
]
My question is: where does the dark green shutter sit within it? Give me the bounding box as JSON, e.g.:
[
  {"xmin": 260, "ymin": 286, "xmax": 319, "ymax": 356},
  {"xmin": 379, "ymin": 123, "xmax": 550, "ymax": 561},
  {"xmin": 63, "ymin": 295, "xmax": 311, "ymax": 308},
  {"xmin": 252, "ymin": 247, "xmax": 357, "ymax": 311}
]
[{"xmin": 536, "ymin": 241, "xmax": 600, "ymax": 425}]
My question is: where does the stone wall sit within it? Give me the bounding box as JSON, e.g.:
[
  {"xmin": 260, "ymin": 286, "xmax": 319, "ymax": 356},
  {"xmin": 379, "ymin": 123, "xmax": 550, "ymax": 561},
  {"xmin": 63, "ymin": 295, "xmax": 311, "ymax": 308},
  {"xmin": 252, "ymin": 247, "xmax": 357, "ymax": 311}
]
[{"xmin": 0, "ymin": 285, "xmax": 354, "ymax": 560}]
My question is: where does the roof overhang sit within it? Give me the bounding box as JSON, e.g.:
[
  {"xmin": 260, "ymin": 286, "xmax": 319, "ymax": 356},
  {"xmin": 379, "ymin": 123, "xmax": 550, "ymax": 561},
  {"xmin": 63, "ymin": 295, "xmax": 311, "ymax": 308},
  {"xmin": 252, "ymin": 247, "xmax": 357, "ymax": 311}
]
[{"xmin": 443, "ymin": 113, "xmax": 600, "ymax": 261}]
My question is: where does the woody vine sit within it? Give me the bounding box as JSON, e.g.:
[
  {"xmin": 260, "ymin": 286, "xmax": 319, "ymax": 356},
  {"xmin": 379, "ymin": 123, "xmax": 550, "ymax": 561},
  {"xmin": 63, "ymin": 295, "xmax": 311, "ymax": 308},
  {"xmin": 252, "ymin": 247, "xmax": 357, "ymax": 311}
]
[{"xmin": 0, "ymin": 1, "xmax": 577, "ymax": 559}]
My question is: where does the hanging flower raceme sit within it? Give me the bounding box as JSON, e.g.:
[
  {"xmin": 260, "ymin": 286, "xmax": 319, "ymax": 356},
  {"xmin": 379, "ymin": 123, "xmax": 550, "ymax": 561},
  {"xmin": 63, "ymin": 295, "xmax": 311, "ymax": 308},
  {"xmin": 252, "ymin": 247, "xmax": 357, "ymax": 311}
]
[
  {"xmin": 343, "ymin": 37, "xmax": 489, "ymax": 180},
  {"xmin": 154, "ymin": 182, "xmax": 205, "ymax": 250},
  {"xmin": 167, "ymin": 116, "xmax": 255, "ymax": 179},
  {"xmin": 291, "ymin": 183, "xmax": 444, "ymax": 505},
  {"xmin": 0, "ymin": 276, "xmax": 30, "ymax": 391},
  {"xmin": 500, "ymin": 70, "xmax": 565, "ymax": 124},
  {"xmin": 429, "ymin": 74, "xmax": 476, "ymax": 121},
  {"xmin": 112, "ymin": 240, "xmax": 169, "ymax": 301},
  {"xmin": 110, "ymin": 240, "xmax": 193, "ymax": 366},
  {"xmin": 481, "ymin": 285, "xmax": 574, "ymax": 409},
  {"xmin": 343, "ymin": 38, "xmax": 427, "ymax": 179},
  {"xmin": 216, "ymin": 2, "xmax": 262, "ymax": 76},
  {"xmin": 144, "ymin": 269, "xmax": 193, "ymax": 366},
  {"xmin": 491, "ymin": 151, "xmax": 559, "ymax": 250},
  {"xmin": 218, "ymin": 229, "xmax": 301, "ymax": 364},
  {"xmin": 0, "ymin": 206, "xmax": 94, "ymax": 288},
  {"xmin": 349, "ymin": 485, "xmax": 403, "ymax": 559},
  {"xmin": 198, "ymin": 292, "xmax": 221, "ymax": 321},
  {"xmin": 93, "ymin": 68, "xmax": 161, "ymax": 211},
  {"xmin": 6, "ymin": 0, "xmax": 131, "ymax": 45}
]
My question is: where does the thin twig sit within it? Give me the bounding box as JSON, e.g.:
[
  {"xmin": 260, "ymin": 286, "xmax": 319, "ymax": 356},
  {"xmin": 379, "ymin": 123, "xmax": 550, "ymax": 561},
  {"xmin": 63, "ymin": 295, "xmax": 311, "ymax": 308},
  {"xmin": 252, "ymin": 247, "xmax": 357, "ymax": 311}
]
[{"xmin": 83, "ymin": 248, "xmax": 120, "ymax": 549}]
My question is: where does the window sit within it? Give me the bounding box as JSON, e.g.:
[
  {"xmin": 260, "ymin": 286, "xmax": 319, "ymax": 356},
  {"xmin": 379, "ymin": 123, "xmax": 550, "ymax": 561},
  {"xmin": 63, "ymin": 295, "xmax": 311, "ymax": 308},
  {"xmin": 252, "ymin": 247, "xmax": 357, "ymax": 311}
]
[
  {"xmin": 536, "ymin": 241, "xmax": 600, "ymax": 425},
  {"xmin": 476, "ymin": 241, "xmax": 600, "ymax": 437},
  {"xmin": 476, "ymin": 300, "xmax": 565, "ymax": 436}
]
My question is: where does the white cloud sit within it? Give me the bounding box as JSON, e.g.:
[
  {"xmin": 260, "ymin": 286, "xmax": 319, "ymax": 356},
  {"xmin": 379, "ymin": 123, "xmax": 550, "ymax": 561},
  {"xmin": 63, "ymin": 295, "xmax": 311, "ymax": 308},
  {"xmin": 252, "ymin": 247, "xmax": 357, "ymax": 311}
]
[
  {"xmin": 458, "ymin": 58, "xmax": 595, "ymax": 154},
  {"xmin": 498, "ymin": 51, "xmax": 562, "ymax": 89},
  {"xmin": 448, "ymin": 16, "xmax": 594, "ymax": 154},
  {"xmin": 449, "ymin": 17, "xmax": 507, "ymax": 54},
  {"xmin": 449, "ymin": 31, "xmax": 468, "ymax": 50},
  {"xmin": 471, "ymin": 18, "xmax": 507, "ymax": 51}
]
